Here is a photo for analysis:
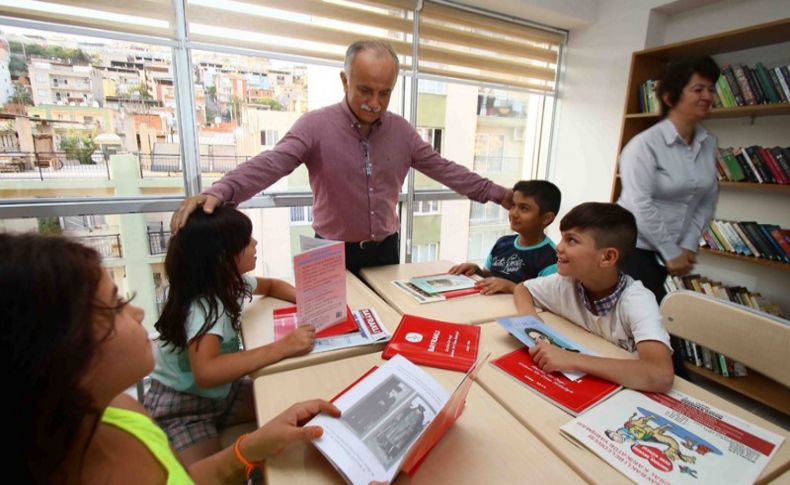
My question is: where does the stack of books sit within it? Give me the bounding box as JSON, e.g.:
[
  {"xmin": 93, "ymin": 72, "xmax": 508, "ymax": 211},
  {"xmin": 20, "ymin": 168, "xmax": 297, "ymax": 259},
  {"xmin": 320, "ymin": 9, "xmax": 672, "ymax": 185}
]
[
  {"xmin": 701, "ymin": 219, "xmax": 790, "ymax": 263},
  {"xmin": 638, "ymin": 79, "xmax": 660, "ymax": 113},
  {"xmin": 715, "ymin": 146, "xmax": 790, "ymax": 184},
  {"xmin": 714, "ymin": 62, "xmax": 790, "ymax": 108}
]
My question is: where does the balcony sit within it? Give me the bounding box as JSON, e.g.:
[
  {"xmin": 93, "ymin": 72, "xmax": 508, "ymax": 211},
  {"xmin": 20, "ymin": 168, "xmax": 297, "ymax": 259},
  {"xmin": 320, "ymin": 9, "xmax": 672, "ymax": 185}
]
[
  {"xmin": 137, "ymin": 152, "xmax": 249, "ymax": 177},
  {"xmin": 147, "ymin": 229, "xmax": 171, "ymax": 255},
  {"xmin": 477, "ymin": 95, "xmax": 526, "ymax": 118},
  {"xmin": 78, "ymin": 234, "xmax": 123, "ymax": 259}
]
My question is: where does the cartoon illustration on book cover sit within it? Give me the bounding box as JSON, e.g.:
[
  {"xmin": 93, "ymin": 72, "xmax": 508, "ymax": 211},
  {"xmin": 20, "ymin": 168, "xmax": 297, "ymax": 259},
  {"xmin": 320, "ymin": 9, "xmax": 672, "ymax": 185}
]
[{"xmin": 605, "ymin": 407, "xmax": 723, "ymax": 478}]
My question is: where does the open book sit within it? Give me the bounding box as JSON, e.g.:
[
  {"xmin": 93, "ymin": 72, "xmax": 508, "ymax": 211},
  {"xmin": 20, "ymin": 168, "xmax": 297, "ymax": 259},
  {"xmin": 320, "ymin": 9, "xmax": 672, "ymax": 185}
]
[
  {"xmin": 560, "ymin": 389, "xmax": 785, "ymax": 484},
  {"xmin": 293, "ymin": 235, "xmax": 346, "ymax": 332},
  {"xmin": 496, "ymin": 315, "xmax": 595, "ymax": 381},
  {"xmin": 307, "ymin": 353, "xmax": 489, "ymax": 484},
  {"xmin": 273, "ymin": 306, "xmax": 390, "ymax": 353},
  {"xmin": 392, "ymin": 273, "xmax": 482, "ymax": 304}
]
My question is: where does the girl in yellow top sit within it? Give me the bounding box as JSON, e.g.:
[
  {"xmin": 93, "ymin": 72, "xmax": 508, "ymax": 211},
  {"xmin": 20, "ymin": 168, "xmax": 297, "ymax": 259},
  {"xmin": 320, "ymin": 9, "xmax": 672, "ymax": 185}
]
[{"xmin": 5, "ymin": 233, "xmax": 339, "ymax": 484}]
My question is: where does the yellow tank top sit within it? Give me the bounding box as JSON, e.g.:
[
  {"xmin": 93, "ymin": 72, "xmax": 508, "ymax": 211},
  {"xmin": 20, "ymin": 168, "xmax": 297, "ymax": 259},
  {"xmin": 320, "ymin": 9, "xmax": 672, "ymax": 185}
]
[{"xmin": 101, "ymin": 406, "xmax": 194, "ymax": 485}]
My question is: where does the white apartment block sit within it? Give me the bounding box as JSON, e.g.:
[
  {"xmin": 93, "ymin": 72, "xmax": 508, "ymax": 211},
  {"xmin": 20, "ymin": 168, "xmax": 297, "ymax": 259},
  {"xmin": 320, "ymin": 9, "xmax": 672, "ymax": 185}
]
[{"xmin": 29, "ymin": 59, "xmax": 97, "ymax": 106}]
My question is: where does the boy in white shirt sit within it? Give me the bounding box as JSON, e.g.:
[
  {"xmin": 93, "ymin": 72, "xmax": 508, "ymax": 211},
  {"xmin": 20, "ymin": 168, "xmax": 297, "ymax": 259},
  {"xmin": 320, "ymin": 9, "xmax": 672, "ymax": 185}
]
[{"xmin": 513, "ymin": 202, "xmax": 674, "ymax": 392}]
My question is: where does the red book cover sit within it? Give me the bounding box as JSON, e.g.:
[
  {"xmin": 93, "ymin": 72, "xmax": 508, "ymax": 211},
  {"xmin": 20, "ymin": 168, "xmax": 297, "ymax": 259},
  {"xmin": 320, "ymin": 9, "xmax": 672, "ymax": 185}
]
[
  {"xmin": 273, "ymin": 305, "xmax": 357, "ymax": 340},
  {"xmin": 382, "ymin": 315, "xmax": 480, "ymax": 372},
  {"xmin": 491, "ymin": 348, "xmax": 621, "ymax": 416}
]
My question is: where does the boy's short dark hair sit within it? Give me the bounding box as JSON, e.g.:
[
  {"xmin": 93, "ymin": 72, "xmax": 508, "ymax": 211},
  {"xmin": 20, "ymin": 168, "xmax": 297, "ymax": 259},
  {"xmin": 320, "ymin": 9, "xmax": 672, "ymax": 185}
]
[
  {"xmin": 513, "ymin": 180, "xmax": 561, "ymax": 215},
  {"xmin": 560, "ymin": 202, "xmax": 637, "ymax": 263},
  {"xmin": 657, "ymin": 56, "xmax": 720, "ymax": 118}
]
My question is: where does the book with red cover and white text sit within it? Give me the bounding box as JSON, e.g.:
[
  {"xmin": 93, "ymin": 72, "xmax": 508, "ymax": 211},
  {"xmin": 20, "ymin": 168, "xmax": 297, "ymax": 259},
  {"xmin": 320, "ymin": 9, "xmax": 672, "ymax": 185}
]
[
  {"xmin": 382, "ymin": 315, "xmax": 480, "ymax": 372},
  {"xmin": 491, "ymin": 347, "xmax": 621, "ymax": 415},
  {"xmin": 274, "ymin": 306, "xmax": 390, "ymax": 354}
]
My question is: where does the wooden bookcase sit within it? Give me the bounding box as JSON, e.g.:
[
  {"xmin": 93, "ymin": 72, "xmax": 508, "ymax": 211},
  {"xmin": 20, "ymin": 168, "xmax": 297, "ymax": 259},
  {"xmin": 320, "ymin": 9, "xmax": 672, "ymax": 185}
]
[{"xmin": 612, "ymin": 18, "xmax": 790, "ymax": 408}]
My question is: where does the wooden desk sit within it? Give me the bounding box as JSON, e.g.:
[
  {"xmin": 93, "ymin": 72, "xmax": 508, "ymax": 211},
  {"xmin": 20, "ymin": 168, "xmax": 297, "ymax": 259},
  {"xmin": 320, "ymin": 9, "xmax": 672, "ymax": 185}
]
[
  {"xmin": 360, "ymin": 260, "xmax": 520, "ymax": 325},
  {"xmin": 475, "ymin": 315, "xmax": 790, "ymax": 484},
  {"xmin": 240, "ymin": 271, "xmax": 401, "ymax": 377},
  {"xmin": 253, "ymin": 352, "xmax": 584, "ymax": 484}
]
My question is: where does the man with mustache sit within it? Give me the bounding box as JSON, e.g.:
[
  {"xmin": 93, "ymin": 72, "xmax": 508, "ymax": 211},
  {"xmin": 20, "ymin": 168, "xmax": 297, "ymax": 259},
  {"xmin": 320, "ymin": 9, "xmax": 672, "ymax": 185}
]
[{"xmin": 171, "ymin": 40, "xmax": 513, "ymax": 275}]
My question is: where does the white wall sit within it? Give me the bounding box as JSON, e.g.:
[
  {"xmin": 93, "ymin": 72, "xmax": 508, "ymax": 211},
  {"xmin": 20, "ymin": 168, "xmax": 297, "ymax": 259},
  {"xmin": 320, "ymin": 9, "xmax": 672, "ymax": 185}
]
[{"xmin": 550, "ymin": 0, "xmax": 790, "ymax": 309}]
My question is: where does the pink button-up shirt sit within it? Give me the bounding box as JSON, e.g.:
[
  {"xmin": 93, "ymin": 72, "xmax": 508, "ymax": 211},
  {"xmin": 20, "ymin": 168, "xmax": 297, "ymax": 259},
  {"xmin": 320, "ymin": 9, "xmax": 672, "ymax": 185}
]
[{"xmin": 204, "ymin": 100, "xmax": 507, "ymax": 242}]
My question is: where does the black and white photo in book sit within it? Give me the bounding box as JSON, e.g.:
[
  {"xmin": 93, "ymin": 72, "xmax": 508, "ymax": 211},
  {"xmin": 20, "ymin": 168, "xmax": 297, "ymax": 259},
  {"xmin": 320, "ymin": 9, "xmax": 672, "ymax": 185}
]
[
  {"xmin": 342, "ymin": 376, "xmax": 413, "ymax": 437},
  {"xmin": 365, "ymin": 397, "xmax": 434, "ymax": 468}
]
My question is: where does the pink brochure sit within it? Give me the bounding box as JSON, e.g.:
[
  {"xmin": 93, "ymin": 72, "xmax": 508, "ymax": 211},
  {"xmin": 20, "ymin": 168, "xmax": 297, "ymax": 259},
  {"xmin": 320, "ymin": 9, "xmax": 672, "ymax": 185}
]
[{"xmin": 293, "ymin": 235, "xmax": 347, "ymax": 333}]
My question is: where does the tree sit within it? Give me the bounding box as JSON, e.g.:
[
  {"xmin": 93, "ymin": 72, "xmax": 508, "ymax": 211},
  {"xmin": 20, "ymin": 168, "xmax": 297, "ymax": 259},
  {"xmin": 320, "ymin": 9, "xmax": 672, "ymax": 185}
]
[
  {"xmin": 37, "ymin": 217, "xmax": 62, "ymax": 235},
  {"xmin": 128, "ymin": 82, "xmax": 153, "ymax": 100},
  {"xmin": 253, "ymin": 97, "xmax": 283, "ymax": 110},
  {"xmin": 59, "ymin": 135, "xmax": 97, "ymax": 165},
  {"xmin": 10, "ymin": 84, "xmax": 33, "ymax": 107}
]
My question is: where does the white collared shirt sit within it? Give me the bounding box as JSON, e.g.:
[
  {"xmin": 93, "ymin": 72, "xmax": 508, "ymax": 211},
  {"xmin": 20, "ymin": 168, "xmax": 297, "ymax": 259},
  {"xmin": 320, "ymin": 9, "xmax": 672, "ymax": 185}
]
[{"xmin": 617, "ymin": 118, "xmax": 718, "ymax": 261}]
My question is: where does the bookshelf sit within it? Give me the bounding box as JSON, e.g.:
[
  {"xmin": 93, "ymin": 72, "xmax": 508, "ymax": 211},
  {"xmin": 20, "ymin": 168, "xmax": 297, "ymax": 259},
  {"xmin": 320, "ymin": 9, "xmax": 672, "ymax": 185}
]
[{"xmin": 614, "ymin": 19, "xmax": 790, "ymax": 404}]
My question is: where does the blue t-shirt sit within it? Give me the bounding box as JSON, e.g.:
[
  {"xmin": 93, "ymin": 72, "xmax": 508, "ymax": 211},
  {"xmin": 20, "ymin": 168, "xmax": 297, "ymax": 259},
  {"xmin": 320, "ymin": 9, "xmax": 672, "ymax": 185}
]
[
  {"xmin": 484, "ymin": 235, "xmax": 557, "ymax": 283},
  {"xmin": 150, "ymin": 274, "xmax": 256, "ymax": 399}
]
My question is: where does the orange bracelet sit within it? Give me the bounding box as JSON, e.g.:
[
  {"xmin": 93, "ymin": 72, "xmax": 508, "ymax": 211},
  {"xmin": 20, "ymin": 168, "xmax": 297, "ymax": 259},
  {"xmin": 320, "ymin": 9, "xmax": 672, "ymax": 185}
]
[{"xmin": 233, "ymin": 433, "xmax": 259, "ymax": 480}]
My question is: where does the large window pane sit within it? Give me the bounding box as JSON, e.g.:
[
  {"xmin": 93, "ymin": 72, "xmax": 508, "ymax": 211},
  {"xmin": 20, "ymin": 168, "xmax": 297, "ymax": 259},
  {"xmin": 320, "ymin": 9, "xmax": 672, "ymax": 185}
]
[
  {"xmin": 409, "ymin": 78, "xmax": 553, "ymax": 264},
  {"xmin": 0, "ymin": 211, "xmax": 176, "ymax": 330},
  {"xmin": 0, "ymin": 26, "xmax": 184, "ymax": 199}
]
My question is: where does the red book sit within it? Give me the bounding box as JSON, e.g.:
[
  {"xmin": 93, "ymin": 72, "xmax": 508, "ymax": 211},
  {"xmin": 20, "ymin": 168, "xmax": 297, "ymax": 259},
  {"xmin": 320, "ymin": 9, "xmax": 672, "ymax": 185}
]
[
  {"xmin": 491, "ymin": 348, "xmax": 621, "ymax": 416},
  {"xmin": 273, "ymin": 305, "xmax": 357, "ymax": 340},
  {"xmin": 382, "ymin": 315, "xmax": 480, "ymax": 372}
]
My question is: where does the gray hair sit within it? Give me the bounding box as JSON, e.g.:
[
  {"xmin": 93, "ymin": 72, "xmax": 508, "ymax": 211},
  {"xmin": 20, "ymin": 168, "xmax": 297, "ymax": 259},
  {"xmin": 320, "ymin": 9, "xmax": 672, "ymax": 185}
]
[{"xmin": 344, "ymin": 40, "xmax": 399, "ymax": 78}]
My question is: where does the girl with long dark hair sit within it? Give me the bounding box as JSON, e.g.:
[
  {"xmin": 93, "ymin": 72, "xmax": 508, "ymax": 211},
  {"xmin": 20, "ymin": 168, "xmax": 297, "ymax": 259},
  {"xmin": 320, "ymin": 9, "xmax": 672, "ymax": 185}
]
[
  {"xmin": 3, "ymin": 232, "xmax": 338, "ymax": 484},
  {"xmin": 145, "ymin": 207, "xmax": 315, "ymax": 463}
]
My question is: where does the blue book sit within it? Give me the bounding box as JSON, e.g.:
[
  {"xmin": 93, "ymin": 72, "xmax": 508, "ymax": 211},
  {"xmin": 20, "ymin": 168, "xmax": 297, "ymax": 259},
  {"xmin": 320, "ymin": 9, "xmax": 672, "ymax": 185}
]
[{"xmin": 496, "ymin": 315, "xmax": 595, "ymax": 381}]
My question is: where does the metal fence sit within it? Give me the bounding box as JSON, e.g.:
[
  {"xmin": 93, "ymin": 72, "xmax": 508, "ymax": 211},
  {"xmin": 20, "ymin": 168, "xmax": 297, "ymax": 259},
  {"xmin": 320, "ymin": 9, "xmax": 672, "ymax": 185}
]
[
  {"xmin": 138, "ymin": 152, "xmax": 252, "ymax": 178},
  {"xmin": 78, "ymin": 234, "xmax": 123, "ymax": 258},
  {"xmin": 0, "ymin": 151, "xmax": 111, "ymax": 180},
  {"xmin": 147, "ymin": 229, "xmax": 171, "ymax": 255}
]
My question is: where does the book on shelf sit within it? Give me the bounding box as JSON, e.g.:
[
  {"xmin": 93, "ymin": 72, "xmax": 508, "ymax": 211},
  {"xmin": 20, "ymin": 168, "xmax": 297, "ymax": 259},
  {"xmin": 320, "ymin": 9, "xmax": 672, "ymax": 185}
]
[
  {"xmin": 717, "ymin": 145, "xmax": 790, "ymax": 184},
  {"xmin": 496, "ymin": 314, "xmax": 595, "ymax": 381},
  {"xmin": 665, "ymin": 273, "xmax": 785, "ymax": 318},
  {"xmin": 702, "ymin": 219, "xmax": 790, "ymax": 263},
  {"xmin": 391, "ymin": 272, "xmax": 482, "ymax": 304},
  {"xmin": 490, "ymin": 347, "xmax": 621, "ymax": 416},
  {"xmin": 382, "ymin": 314, "xmax": 481, "ymax": 372},
  {"xmin": 638, "ymin": 79, "xmax": 660, "ymax": 113},
  {"xmin": 307, "ymin": 353, "xmax": 488, "ymax": 484},
  {"xmin": 293, "ymin": 235, "xmax": 347, "ymax": 333},
  {"xmin": 273, "ymin": 306, "xmax": 390, "ymax": 354},
  {"xmin": 714, "ymin": 62, "xmax": 790, "ymax": 108},
  {"xmin": 560, "ymin": 389, "xmax": 784, "ymax": 485}
]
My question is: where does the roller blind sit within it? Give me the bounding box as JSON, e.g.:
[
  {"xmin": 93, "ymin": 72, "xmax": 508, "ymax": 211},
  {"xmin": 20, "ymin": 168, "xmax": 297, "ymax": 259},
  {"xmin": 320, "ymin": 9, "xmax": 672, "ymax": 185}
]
[
  {"xmin": 0, "ymin": 0, "xmax": 176, "ymax": 38},
  {"xmin": 418, "ymin": 3, "xmax": 562, "ymax": 93},
  {"xmin": 185, "ymin": 0, "xmax": 415, "ymax": 67}
]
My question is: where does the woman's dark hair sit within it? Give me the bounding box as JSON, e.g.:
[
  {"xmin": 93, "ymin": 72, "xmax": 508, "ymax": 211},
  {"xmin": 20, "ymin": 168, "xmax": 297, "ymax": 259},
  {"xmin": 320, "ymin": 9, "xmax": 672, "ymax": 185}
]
[
  {"xmin": 156, "ymin": 207, "xmax": 253, "ymax": 350},
  {"xmin": 657, "ymin": 56, "xmax": 720, "ymax": 117},
  {"xmin": 2, "ymin": 233, "xmax": 112, "ymax": 483}
]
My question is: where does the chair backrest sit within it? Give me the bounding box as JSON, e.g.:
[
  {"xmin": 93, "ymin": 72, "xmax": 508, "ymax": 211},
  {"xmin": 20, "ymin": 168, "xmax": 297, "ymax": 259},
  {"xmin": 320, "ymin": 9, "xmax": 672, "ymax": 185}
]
[{"xmin": 661, "ymin": 291, "xmax": 790, "ymax": 388}]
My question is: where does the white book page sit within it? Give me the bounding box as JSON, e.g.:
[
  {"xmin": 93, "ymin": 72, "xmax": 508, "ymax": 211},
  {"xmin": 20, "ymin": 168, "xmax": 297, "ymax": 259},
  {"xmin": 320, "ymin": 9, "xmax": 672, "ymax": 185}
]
[{"xmin": 308, "ymin": 355, "xmax": 449, "ymax": 484}]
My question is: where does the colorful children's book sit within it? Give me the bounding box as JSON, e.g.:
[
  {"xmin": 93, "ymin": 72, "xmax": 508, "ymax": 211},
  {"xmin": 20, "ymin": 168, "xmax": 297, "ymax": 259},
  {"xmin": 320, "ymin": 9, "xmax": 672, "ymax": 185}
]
[
  {"xmin": 491, "ymin": 348, "xmax": 621, "ymax": 416},
  {"xmin": 560, "ymin": 389, "xmax": 784, "ymax": 485},
  {"xmin": 308, "ymin": 353, "xmax": 489, "ymax": 485},
  {"xmin": 496, "ymin": 315, "xmax": 595, "ymax": 381},
  {"xmin": 274, "ymin": 306, "xmax": 390, "ymax": 354},
  {"xmin": 293, "ymin": 235, "xmax": 347, "ymax": 332},
  {"xmin": 382, "ymin": 314, "xmax": 480, "ymax": 372}
]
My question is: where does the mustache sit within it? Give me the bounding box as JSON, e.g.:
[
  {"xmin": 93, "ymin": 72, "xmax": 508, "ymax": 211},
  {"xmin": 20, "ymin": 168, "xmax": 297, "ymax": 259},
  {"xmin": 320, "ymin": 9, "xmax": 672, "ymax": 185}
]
[{"xmin": 360, "ymin": 103, "xmax": 382, "ymax": 113}]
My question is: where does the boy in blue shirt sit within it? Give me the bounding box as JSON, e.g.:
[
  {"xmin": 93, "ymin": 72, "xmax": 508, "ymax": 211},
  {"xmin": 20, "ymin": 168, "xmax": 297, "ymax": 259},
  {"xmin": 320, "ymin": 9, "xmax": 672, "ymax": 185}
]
[{"xmin": 450, "ymin": 180, "xmax": 561, "ymax": 295}]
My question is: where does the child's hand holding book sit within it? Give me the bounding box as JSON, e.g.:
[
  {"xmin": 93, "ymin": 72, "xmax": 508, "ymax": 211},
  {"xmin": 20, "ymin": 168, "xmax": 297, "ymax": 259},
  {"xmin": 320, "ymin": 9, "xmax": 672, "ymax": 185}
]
[{"xmin": 278, "ymin": 325, "xmax": 316, "ymax": 357}]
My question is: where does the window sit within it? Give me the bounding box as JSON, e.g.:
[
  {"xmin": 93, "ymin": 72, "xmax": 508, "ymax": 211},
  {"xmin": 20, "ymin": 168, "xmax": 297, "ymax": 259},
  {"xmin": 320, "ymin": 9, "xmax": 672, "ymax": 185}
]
[
  {"xmin": 414, "ymin": 200, "xmax": 439, "ymax": 215},
  {"xmin": 469, "ymin": 202, "xmax": 508, "ymax": 225},
  {"xmin": 468, "ymin": 229, "xmax": 508, "ymax": 263},
  {"xmin": 61, "ymin": 214, "xmax": 107, "ymax": 232},
  {"xmin": 260, "ymin": 130, "xmax": 279, "ymax": 146},
  {"xmin": 474, "ymin": 134, "xmax": 506, "ymax": 173},
  {"xmin": 417, "ymin": 127, "xmax": 443, "ymax": 153},
  {"xmin": 289, "ymin": 206, "xmax": 313, "ymax": 225},
  {"xmin": 412, "ymin": 243, "xmax": 439, "ymax": 263}
]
